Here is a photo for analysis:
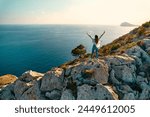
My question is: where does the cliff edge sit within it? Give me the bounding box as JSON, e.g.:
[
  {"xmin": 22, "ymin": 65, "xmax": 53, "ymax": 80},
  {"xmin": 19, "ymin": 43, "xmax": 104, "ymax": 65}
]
[{"xmin": 0, "ymin": 21, "xmax": 150, "ymax": 100}]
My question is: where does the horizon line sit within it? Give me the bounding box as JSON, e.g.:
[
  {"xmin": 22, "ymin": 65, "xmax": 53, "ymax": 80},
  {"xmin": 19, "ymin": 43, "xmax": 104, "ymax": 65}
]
[{"xmin": 0, "ymin": 23, "xmax": 126, "ymax": 26}]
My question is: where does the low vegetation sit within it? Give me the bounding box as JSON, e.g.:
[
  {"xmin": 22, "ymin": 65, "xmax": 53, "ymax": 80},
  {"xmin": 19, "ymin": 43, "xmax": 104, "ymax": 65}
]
[{"xmin": 99, "ymin": 21, "xmax": 150, "ymax": 55}]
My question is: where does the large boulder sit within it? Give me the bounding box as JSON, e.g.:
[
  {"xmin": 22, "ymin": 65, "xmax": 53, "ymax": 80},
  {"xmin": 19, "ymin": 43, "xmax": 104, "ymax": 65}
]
[
  {"xmin": 0, "ymin": 84, "xmax": 15, "ymax": 100},
  {"xmin": 19, "ymin": 70, "xmax": 44, "ymax": 82},
  {"xmin": 105, "ymin": 55, "xmax": 137, "ymax": 84},
  {"xmin": 143, "ymin": 39, "xmax": 150, "ymax": 51},
  {"xmin": 125, "ymin": 46, "xmax": 150, "ymax": 63},
  {"xmin": 14, "ymin": 80, "xmax": 30, "ymax": 99},
  {"xmin": 45, "ymin": 90, "xmax": 61, "ymax": 100},
  {"xmin": 20, "ymin": 81, "xmax": 41, "ymax": 100},
  {"xmin": 109, "ymin": 69, "xmax": 121, "ymax": 85},
  {"xmin": 139, "ymin": 88, "xmax": 150, "ymax": 100},
  {"xmin": 136, "ymin": 75, "xmax": 148, "ymax": 87},
  {"xmin": 71, "ymin": 59, "xmax": 109, "ymax": 84},
  {"xmin": 40, "ymin": 68, "xmax": 64, "ymax": 92},
  {"xmin": 61, "ymin": 89, "xmax": 75, "ymax": 100},
  {"xmin": 105, "ymin": 54, "xmax": 135, "ymax": 67},
  {"xmin": 92, "ymin": 60, "xmax": 109, "ymax": 84},
  {"xmin": 122, "ymin": 93, "xmax": 135, "ymax": 100},
  {"xmin": 71, "ymin": 44, "xmax": 86, "ymax": 56},
  {"xmin": 77, "ymin": 84, "xmax": 115, "ymax": 100},
  {"xmin": 115, "ymin": 85, "xmax": 134, "ymax": 99},
  {"xmin": 135, "ymin": 75, "xmax": 150, "ymax": 100},
  {"xmin": 112, "ymin": 65, "xmax": 136, "ymax": 83}
]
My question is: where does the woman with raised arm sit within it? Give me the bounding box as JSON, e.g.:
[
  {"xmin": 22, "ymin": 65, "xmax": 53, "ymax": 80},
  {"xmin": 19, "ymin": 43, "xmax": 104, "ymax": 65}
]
[{"xmin": 87, "ymin": 31, "xmax": 105, "ymax": 58}]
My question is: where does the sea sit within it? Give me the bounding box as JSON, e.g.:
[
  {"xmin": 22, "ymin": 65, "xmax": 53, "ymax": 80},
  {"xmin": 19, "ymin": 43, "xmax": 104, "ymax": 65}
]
[{"xmin": 0, "ymin": 24, "xmax": 135, "ymax": 76}]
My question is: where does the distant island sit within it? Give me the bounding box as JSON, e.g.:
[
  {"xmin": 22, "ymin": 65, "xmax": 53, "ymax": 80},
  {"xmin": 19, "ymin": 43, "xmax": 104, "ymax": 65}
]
[{"xmin": 120, "ymin": 22, "xmax": 137, "ymax": 27}]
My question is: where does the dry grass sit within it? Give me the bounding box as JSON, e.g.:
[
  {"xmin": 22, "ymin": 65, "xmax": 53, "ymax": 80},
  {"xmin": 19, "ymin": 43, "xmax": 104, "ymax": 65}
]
[
  {"xmin": 99, "ymin": 21, "xmax": 150, "ymax": 56},
  {"xmin": 0, "ymin": 74, "xmax": 17, "ymax": 85}
]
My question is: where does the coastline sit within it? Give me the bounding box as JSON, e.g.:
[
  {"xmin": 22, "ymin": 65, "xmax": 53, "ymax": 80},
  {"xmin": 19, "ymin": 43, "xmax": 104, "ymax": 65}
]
[{"xmin": 0, "ymin": 21, "xmax": 150, "ymax": 100}]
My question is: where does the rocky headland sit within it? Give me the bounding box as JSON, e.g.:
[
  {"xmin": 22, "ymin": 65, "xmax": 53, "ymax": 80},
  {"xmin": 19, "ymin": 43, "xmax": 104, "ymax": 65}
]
[{"xmin": 0, "ymin": 21, "xmax": 150, "ymax": 100}]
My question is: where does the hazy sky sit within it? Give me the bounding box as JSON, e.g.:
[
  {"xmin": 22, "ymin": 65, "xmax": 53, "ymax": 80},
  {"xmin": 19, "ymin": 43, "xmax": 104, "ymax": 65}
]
[{"xmin": 0, "ymin": 0, "xmax": 149, "ymax": 25}]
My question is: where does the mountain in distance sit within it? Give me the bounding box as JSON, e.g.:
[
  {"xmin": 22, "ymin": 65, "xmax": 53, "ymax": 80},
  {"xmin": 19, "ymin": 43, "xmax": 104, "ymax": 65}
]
[{"xmin": 120, "ymin": 22, "xmax": 137, "ymax": 27}]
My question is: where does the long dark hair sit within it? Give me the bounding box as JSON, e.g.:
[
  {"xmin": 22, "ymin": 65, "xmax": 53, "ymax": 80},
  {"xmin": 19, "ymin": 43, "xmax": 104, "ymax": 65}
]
[{"xmin": 95, "ymin": 35, "xmax": 99, "ymax": 44}]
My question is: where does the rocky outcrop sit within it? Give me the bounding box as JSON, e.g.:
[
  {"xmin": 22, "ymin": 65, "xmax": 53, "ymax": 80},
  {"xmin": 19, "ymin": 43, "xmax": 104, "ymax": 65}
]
[
  {"xmin": 0, "ymin": 21, "xmax": 150, "ymax": 100},
  {"xmin": 0, "ymin": 43, "xmax": 150, "ymax": 100},
  {"xmin": 14, "ymin": 80, "xmax": 29, "ymax": 99},
  {"xmin": 71, "ymin": 44, "xmax": 86, "ymax": 56},
  {"xmin": 19, "ymin": 81, "xmax": 41, "ymax": 100},
  {"xmin": 61, "ymin": 89, "xmax": 75, "ymax": 100},
  {"xmin": 0, "ymin": 39, "xmax": 150, "ymax": 100},
  {"xmin": 0, "ymin": 74, "xmax": 17, "ymax": 88},
  {"xmin": 70, "ymin": 59, "xmax": 109, "ymax": 85},
  {"xmin": 40, "ymin": 68, "xmax": 64, "ymax": 92},
  {"xmin": 125, "ymin": 46, "xmax": 150, "ymax": 63},
  {"xmin": 45, "ymin": 90, "xmax": 62, "ymax": 100},
  {"xmin": 0, "ymin": 84, "xmax": 15, "ymax": 100},
  {"xmin": 19, "ymin": 70, "xmax": 44, "ymax": 82},
  {"xmin": 77, "ymin": 84, "xmax": 115, "ymax": 100}
]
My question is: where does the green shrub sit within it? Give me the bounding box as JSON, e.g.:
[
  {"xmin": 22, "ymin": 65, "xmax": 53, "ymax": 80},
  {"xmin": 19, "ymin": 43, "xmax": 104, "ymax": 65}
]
[
  {"xmin": 119, "ymin": 42, "xmax": 137, "ymax": 51},
  {"xmin": 111, "ymin": 43, "xmax": 121, "ymax": 51},
  {"xmin": 142, "ymin": 21, "xmax": 150, "ymax": 28},
  {"xmin": 137, "ymin": 26, "xmax": 146, "ymax": 36}
]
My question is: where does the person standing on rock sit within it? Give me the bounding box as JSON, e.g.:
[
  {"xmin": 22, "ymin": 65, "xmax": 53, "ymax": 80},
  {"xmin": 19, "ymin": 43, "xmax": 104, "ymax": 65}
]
[{"xmin": 87, "ymin": 31, "xmax": 105, "ymax": 58}]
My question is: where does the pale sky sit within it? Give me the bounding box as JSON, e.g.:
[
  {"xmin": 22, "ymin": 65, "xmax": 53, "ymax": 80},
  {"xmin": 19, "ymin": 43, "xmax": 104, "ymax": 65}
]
[{"xmin": 0, "ymin": 0, "xmax": 149, "ymax": 25}]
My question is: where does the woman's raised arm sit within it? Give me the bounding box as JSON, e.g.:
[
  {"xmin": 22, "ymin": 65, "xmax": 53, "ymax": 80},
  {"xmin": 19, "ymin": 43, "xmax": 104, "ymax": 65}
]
[
  {"xmin": 86, "ymin": 33, "xmax": 94, "ymax": 40},
  {"xmin": 99, "ymin": 31, "xmax": 105, "ymax": 39}
]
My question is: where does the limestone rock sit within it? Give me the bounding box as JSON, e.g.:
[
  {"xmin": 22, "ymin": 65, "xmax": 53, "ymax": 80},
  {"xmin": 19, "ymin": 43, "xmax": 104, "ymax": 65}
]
[
  {"xmin": 105, "ymin": 54, "xmax": 135, "ymax": 67},
  {"xmin": 138, "ymin": 82, "xmax": 149, "ymax": 90},
  {"xmin": 71, "ymin": 44, "xmax": 86, "ymax": 56},
  {"xmin": 61, "ymin": 89, "xmax": 75, "ymax": 100},
  {"xmin": 77, "ymin": 84, "xmax": 115, "ymax": 100},
  {"xmin": 136, "ymin": 75, "xmax": 148, "ymax": 87},
  {"xmin": 109, "ymin": 69, "xmax": 121, "ymax": 85},
  {"xmin": 113, "ymin": 65, "xmax": 136, "ymax": 83},
  {"xmin": 139, "ymin": 88, "xmax": 150, "ymax": 100},
  {"xmin": 115, "ymin": 85, "xmax": 134, "ymax": 99},
  {"xmin": 19, "ymin": 70, "xmax": 44, "ymax": 82},
  {"xmin": 138, "ymin": 72, "xmax": 145, "ymax": 77},
  {"xmin": 14, "ymin": 80, "xmax": 30, "ymax": 99},
  {"xmin": 77, "ymin": 84, "xmax": 94, "ymax": 100},
  {"xmin": 93, "ymin": 60, "xmax": 109, "ymax": 84},
  {"xmin": 82, "ymin": 79, "xmax": 98, "ymax": 86},
  {"xmin": 125, "ymin": 46, "xmax": 150, "ymax": 63},
  {"xmin": 40, "ymin": 68, "xmax": 64, "ymax": 92},
  {"xmin": 140, "ymin": 64, "xmax": 150, "ymax": 81},
  {"xmin": 45, "ymin": 90, "xmax": 61, "ymax": 100},
  {"xmin": 104, "ymin": 85, "xmax": 119, "ymax": 100},
  {"xmin": 0, "ymin": 74, "xmax": 17, "ymax": 87},
  {"xmin": 20, "ymin": 81, "xmax": 41, "ymax": 100},
  {"xmin": 123, "ymin": 93, "xmax": 135, "ymax": 100},
  {"xmin": 71, "ymin": 59, "xmax": 109, "ymax": 84},
  {"xmin": 131, "ymin": 55, "xmax": 142, "ymax": 67},
  {"xmin": 116, "ymin": 85, "xmax": 133, "ymax": 94},
  {"xmin": 143, "ymin": 39, "xmax": 150, "ymax": 51},
  {"xmin": 0, "ymin": 84, "xmax": 15, "ymax": 100},
  {"xmin": 81, "ymin": 69, "xmax": 94, "ymax": 79},
  {"xmin": 65, "ymin": 66, "xmax": 72, "ymax": 76}
]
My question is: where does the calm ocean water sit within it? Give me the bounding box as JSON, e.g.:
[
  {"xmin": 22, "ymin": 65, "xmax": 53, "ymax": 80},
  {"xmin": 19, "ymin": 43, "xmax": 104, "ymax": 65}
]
[{"xmin": 0, "ymin": 25, "xmax": 135, "ymax": 76}]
